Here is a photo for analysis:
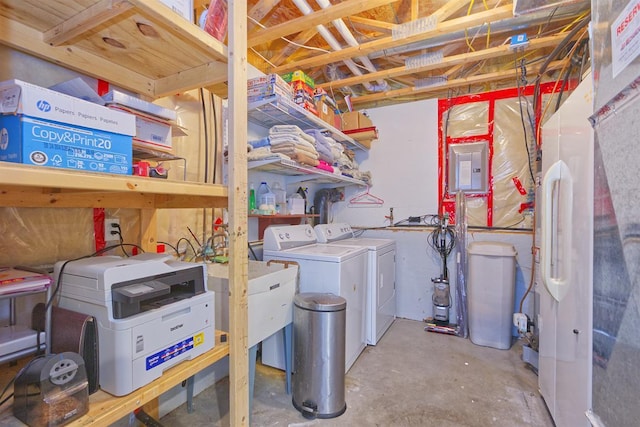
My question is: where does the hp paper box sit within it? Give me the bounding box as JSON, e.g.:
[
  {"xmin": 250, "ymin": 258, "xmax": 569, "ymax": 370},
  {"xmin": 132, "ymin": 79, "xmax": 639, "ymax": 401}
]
[{"xmin": 0, "ymin": 79, "xmax": 135, "ymax": 175}]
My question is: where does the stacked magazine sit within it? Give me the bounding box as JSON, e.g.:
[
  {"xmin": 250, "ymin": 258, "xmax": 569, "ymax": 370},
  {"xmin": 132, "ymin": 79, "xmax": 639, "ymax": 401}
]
[{"xmin": 0, "ymin": 267, "xmax": 51, "ymax": 296}]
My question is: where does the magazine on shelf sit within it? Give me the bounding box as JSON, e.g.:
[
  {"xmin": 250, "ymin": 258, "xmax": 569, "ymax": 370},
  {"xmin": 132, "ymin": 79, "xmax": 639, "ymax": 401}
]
[{"xmin": 0, "ymin": 267, "xmax": 52, "ymax": 296}]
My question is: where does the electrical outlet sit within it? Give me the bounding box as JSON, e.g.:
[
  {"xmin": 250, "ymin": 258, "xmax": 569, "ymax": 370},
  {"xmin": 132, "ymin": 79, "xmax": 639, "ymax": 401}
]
[
  {"xmin": 513, "ymin": 313, "xmax": 528, "ymax": 334},
  {"xmin": 104, "ymin": 218, "xmax": 120, "ymax": 242}
]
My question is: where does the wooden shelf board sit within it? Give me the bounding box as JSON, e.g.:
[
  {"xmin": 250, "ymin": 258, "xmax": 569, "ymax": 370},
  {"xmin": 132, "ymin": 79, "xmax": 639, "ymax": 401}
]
[
  {"xmin": 0, "ymin": 163, "xmax": 228, "ymax": 208},
  {"xmin": 0, "ymin": 0, "xmax": 228, "ymax": 98},
  {"xmin": 0, "ymin": 331, "xmax": 229, "ymax": 427},
  {"xmin": 248, "ymin": 95, "xmax": 367, "ymax": 151}
]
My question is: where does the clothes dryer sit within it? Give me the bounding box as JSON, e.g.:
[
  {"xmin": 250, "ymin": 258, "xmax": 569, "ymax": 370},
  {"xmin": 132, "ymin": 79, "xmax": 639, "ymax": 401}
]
[
  {"xmin": 262, "ymin": 224, "xmax": 367, "ymax": 373},
  {"xmin": 315, "ymin": 223, "xmax": 396, "ymax": 345}
]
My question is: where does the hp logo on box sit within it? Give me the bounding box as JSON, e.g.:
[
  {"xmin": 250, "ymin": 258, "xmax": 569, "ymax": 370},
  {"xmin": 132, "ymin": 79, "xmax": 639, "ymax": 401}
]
[{"xmin": 36, "ymin": 100, "xmax": 51, "ymax": 112}]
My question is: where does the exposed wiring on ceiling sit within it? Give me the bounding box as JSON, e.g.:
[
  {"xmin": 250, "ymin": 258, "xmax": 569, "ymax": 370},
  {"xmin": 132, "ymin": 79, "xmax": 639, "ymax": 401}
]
[
  {"xmin": 250, "ymin": 47, "xmax": 276, "ymax": 68},
  {"xmin": 482, "ymin": 0, "xmax": 491, "ymax": 49},
  {"xmin": 248, "ymin": 16, "xmax": 331, "ymax": 54},
  {"xmin": 559, "ymin": 10, "xmax": 591, "ymax": 34},
  {"xmin": 537, "ymin": 7, "xmax": 558, "ymax": 37},
  {"xmin": 515, "ymin": 58, "xmax": 536, "ymax": 184},
  {"xmin": 554, "ymin": 38, "xmax": 589, "ymax": 112},
  {"xmin": 532, "ymin": 16, "xmax": 590, "ymax": 143},
  {"xmin": 536, "ymin": 25, "xmax": 590, "ymax": 143},
  {"xmin": 465, "ymin": 0, "xmax": 476, "ymax": 52},
  {"xmin": 345, "ymin": 16, "xmax": 376, "ymax": 42}
]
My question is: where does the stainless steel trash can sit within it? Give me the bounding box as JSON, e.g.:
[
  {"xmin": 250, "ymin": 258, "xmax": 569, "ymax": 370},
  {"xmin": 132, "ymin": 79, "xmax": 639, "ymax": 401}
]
[{"xmin": 292, "ymin": 293, "xmax": 347, "ymax": 419}]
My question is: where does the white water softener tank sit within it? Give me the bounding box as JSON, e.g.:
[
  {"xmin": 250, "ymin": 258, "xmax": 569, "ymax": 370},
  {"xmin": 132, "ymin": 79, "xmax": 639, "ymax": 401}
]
[{"xmin": 467, "ymin": 241, "xmax": 517, "ymax": 350}]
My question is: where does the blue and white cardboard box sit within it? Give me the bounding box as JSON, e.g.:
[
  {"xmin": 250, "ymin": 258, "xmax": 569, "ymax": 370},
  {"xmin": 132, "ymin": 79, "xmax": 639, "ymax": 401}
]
[{"xmin": 0, "ymin": 79, "xmax": 136, "ymax": 175}]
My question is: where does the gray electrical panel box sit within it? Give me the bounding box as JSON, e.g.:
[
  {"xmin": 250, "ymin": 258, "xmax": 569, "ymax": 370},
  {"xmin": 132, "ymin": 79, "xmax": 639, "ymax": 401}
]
[{"xmin": 448, "ymin": 141, "xmax": 489, "ymax": 193}]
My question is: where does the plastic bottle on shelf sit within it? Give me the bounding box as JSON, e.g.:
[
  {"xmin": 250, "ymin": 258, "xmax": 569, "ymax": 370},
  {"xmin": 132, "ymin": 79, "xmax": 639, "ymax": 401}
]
[
  {"xmin": 257, "ymin": 182, "xmax": 276, "ymax": 214},
  {"xmin": 271, "ymin": 182, "xmax": 287, "ymax": 214},
  {"xmin": 249, "ymin": 182, "xmax": 256, "ymax": 213}
]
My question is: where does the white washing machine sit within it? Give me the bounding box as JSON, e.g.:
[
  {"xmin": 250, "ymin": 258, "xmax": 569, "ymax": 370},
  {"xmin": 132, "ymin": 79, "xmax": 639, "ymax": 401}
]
[
  {"xmin": 315, "ymin": 223, "xmax": 396, "ymax": 345},
  {"xmin": 262, "ymin": 224, "xmax": 367, "ymax": 373}
]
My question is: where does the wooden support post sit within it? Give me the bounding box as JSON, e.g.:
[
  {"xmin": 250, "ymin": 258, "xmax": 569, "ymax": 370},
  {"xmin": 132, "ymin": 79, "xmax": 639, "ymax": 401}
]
[
  {"xmin": 139, "ymin": 208, "xmax": 158, "ymax": 253},
  {"xmin": 228, "ymin": 0, "xmax": 250, "ymax": 424}
]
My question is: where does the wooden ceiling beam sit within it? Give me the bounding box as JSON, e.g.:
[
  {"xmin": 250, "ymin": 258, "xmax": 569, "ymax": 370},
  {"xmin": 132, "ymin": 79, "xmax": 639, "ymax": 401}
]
[
  {"xmin": 316, "ymin": 33, "xmax": 567, "ymax": 91},
  {"xmin": 411, "ymin": 0, "xmax": 419, "ymax": 21},
  {"xmin": 350, "ymin": 59, "xmax": 569, "ymax": 106},
  {"xmin": 270, "ymin": 27, "xmax": 319, "ymax": 66},
  {"xmin": 248, "ymin": 0, "xmax": 396, "ymax": 48},
  {"xmin": 432, "ymin": 0, "xmax": 471, "ymax": 23},
  {"xmin": 249, "ymin": 0, "xmax": 282, "ymax": 24},
  {"xmin": 346, "ymin": 16, "xmax": 394, "ymax": 34},
  {"xmin": 272, "ymin": 4, "xmax": 513, "ymax": 74}
]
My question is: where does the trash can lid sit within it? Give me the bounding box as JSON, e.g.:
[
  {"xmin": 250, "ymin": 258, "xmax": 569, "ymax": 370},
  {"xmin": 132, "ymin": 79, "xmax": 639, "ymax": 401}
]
[
  {"xmin": 295, "ymin": 292, "xmax": 346, "ymax": 312},
  {"xmin": 467, "ymin": 241, "xmax": 517, "ymax": 257}
]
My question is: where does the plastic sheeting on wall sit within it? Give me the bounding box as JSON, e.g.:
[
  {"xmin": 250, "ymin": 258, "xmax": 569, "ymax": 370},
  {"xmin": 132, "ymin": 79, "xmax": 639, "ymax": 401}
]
[{"xmin": 442, "ymin": 95, "xmax": 535, "ymax": 228}]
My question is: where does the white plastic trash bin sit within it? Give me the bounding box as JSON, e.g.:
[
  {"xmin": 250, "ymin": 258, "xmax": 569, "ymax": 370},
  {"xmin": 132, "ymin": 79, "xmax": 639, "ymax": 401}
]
[{"xmin": 467, "ymin": 241, "xmax": 517, "ymax": 350}]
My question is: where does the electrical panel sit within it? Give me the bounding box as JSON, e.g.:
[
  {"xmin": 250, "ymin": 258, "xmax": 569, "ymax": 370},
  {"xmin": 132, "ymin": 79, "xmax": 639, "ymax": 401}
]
[{"xmin": 448, "ymin": 141, "xmax": 488, "ymax": 193}]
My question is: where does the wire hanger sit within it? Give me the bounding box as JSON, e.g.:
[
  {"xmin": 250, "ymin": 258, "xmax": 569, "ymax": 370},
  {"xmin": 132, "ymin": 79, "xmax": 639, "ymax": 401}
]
[{"xmin": 349, "ymin": 186, "xmax": 384, "ymax": 206}]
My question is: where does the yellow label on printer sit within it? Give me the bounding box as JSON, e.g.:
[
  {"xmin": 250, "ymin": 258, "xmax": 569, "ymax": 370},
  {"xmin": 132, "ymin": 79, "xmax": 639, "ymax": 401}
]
[{"xmin": 193, "ymin": 332, "xmax": 205, "ymax": 347}]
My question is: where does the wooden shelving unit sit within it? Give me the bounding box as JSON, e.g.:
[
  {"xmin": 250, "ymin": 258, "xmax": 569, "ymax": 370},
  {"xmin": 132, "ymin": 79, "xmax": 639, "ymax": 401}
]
[
  {"xmin": 248, "ymin": 95, "xmax": 368, "ymax": 151},
  {"xmin": 0, "ymin": 0, "xmax": 228, "ymax": 98},
  {"xmin": 0, "ymin": 332, "xmax": 229, "ymax": 426},
  {"xmin": 0, "ymin": 1, "xmax": 250, "ymax": 424},
  {"xmin": 248, "ymin": 158, "xmax": 367, "ymax": 186},
  {"xmin": 0, "ymin": 163, "xmax": 227, "ymax": 210}
]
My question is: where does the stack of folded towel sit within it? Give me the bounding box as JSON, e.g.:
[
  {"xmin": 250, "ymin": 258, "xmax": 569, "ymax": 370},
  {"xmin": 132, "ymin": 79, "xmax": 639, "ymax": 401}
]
[{"xmin": 268, "ymin": 125, "xmax": 319, "ymax": 166}]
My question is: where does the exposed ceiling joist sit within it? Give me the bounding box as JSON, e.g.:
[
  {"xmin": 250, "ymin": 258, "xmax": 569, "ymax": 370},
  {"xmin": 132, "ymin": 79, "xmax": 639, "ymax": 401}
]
[
  {"xmin": 316, "ymin": 33, "xmax": 568, "ymax": 91},
  {"xmin": 350, "ymin": 59, "xmax": 570, "ymax": 107},
  {"xmin": 269, "ymin": 27, "xmax": 319, "ymax": 66},
  {"xmin": 248, "ymin": 0, "xmax": 396, "ymax": 48},
  {"xmin": 346, "ymin": 16, "xmax": 394, "ymax": 33},
  {"xmin": 272, "ymin": 4, "xmax": 513, "ymax": 74}
]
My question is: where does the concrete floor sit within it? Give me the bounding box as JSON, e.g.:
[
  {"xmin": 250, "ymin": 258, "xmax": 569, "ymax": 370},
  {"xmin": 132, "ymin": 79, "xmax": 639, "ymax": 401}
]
[{"xmin": 161, "ymin": 319, "xmax": 553, "ymax": 426}]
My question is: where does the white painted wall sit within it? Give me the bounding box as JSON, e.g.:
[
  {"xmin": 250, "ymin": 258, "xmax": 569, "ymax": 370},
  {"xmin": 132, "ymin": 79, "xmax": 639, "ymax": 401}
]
[{"xmin": 333, "ymin": 99, "xmax": 440, "ymax": 227}]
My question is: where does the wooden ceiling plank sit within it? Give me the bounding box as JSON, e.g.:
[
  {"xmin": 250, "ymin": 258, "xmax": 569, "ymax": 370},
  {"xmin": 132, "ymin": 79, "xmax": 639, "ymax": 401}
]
[
  {"xmin": 443, "ymin": 64, "xmax": 465, "ymax": 78},
  {"xmin": 249, "ymin": 0, "xmax": 283, "ymax": 23},
  {"xmin": 432, "ymin": 0, "xmax": 470, "ymax": 22},
  {"xmin": 272, "ymin": 4, "xmax": 513, "ymax": 74},
  {"xmin": 270, "ymin": 28, "xmax": 319, "ymax": 66},
  {"xmin": 316, "ymin": 33, "xmax": 567, "ymax": 91},
  {"xmin": 351, "ymin": 59, "xmax": 569, "ymax": 106},
  {"xmin": 44, "ymin": 0, "xmax": 133, "ymax": 46},
  {"xmin": 0, "ymin": 14, "xmax": 154, "ymax": 97},
  {"xmin": 411, "ymin": 0, "xmax": 419, "ymax": 21},
  {"xmin": 248, "ymin": 0, "xmax": 396, "ymax": 48}
]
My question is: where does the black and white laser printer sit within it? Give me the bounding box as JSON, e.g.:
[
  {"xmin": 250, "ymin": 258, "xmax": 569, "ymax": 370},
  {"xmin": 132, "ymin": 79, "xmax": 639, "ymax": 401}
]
[{"xmin": 55, "ymin": 253, "xmax": 215, "ymax": 396}]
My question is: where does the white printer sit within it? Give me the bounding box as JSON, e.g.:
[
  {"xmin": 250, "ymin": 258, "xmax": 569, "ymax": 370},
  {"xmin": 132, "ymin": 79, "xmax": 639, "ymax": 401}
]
[{"xmin": 56, "ymin": 253, "xmax": 215, "ymax": 396}]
